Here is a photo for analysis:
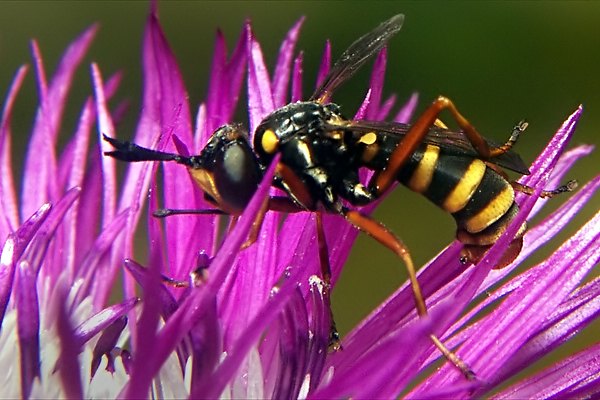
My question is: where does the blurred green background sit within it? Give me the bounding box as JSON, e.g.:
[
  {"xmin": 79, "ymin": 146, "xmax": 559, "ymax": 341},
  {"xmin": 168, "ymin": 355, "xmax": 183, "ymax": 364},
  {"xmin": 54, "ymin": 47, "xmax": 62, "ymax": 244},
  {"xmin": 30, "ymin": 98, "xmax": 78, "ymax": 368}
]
[{"xmin": 1, "ymin": 0, "xmax": 599, "ymax": 354}]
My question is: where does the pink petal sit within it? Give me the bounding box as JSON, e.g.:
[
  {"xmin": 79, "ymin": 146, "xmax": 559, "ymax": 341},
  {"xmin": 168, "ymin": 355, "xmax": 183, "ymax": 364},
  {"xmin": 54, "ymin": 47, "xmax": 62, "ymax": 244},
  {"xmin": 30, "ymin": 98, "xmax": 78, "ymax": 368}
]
[
  {"xmin": 247, "ymin": 27, "xmax": 275, "ymax": 132},
  {"xmin": 492, "ymin": 342, "xmax": 600, "ymax": 399},
  {"xmin": 16, "ymin": 258, "xmax": 40, "ymax": 399},
  {"xmin": 55, "ymin": 285, "xmax": 83, "ymax": 399},
  {"xmin": 121, "ymin": 155, "xmax": 280, "ymax": 398},
  {"xmin": 90, "ymin": 316, "xmax": 128, "ymax": 378},
  {"xmin": 291, "ymin": 51, "xmax": 304, "ymax": 102},
  {"xmin": 365, "ymin": 48, "xmax": 387, "ymax": 119},
  {"xmin": 376, "ymin": 93, "xmax": 397, "ymax": 121},
  {"xmin": 0, "ymin": 65, "xmax": 28, "ymax": 236},
  {"xmin": 92, "ymin": 63, "xmax": 117, "ymax": 226},
  {"xmin": 0, "ymin": 204, "xmax": 51, "ymax": 325},
  {"xmin": 74, "ymin": 297, "xmax": 139, "ymax": 345},
  {"xmin": 272, "ymin": 17, "xmax": 304, "ymax": 107},
  {"xmin": 22, "ymin": 26, "xmax": 98, "ymax": 220},
  {"xmin": 394, "ymin": 92, "xmax": 419, "ymax": 123},
  {"xmin": 315, "ymin": 41, "xmax": 331, "ymax": 91}
]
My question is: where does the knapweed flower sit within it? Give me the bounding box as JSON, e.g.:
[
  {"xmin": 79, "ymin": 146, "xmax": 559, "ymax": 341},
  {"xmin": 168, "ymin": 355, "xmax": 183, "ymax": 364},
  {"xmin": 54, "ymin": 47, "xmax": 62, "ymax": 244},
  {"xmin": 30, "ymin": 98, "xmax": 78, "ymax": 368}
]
[{"xmin": 1, "ymin": 4, "xmax": 599, "ymax": 399}]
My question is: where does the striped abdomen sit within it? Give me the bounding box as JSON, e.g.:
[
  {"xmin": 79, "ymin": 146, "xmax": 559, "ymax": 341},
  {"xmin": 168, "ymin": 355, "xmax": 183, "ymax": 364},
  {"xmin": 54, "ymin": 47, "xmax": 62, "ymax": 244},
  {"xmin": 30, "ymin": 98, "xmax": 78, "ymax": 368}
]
[{"xmin": 379, "ymin": 143, "xmax": 525, "ymax": 267}]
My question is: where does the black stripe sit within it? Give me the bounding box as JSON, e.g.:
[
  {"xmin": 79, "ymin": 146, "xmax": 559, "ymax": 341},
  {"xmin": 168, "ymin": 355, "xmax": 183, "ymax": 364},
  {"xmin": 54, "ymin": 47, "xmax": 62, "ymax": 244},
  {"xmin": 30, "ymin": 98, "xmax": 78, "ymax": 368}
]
[
  {"xmin": 397, "ymin": 146, "xmax": 425, "ymax": 184},
  {"xmin": 452, "ymin": 167, "xmax": 511, "ymax": 229},
  {"xmin": 424, "ymin": 154, "xmax": 474, "ymax": 208}
]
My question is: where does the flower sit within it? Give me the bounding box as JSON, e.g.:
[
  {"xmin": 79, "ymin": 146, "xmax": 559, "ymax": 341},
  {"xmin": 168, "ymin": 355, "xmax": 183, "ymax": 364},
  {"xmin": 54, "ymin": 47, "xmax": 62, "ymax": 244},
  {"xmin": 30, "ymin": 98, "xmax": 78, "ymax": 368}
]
[{"xmin": 1, "ymin": 4, "xmax": 599, "ymax": 399}]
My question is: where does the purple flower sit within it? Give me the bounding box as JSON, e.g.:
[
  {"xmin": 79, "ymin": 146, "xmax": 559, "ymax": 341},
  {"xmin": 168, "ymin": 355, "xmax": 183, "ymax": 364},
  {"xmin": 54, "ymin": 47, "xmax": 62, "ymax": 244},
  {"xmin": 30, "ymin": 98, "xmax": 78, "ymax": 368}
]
[{"xmin": 1, "ymin": 4, "xmax": 599, "ymax": 398}]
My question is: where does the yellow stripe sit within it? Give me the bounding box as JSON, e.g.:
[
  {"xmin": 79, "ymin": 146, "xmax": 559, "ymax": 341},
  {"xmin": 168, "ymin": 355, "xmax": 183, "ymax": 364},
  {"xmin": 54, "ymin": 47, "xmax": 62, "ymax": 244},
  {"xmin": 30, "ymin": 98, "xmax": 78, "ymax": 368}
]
[
  {"xmin": 442, "ymin": 159, "xmax": 486, "ymax": 213},
  {"xmin": 407, "ymin": 145, "xmax": 439, "ymax": 193},
  {"xmin": 464, "ymin": 185, "xmax": 515, "ymax": 233}
]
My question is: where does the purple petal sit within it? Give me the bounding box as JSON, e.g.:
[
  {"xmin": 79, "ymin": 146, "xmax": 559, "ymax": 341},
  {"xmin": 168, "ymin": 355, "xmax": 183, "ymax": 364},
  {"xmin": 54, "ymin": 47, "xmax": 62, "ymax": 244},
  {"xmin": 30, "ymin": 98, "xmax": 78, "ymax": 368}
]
[
  {"xmin": 121, "ymin": 155, "xmax": 280, "ymax": 398},
  {"xmin": 0, "ymin": 204, "xmax": 51, "ymax": 325},
  {"xmin": 204, "ymin": 25, "xmax": 248, "ymax": 137},
  {"xmin": 431, "ymin": 175, "xmax": 600, "ymax": 356},
  {"xmin": 489, "ymin": 275, "xmax": 600, "ymax": 389},
  {"xmin": 90, "ymin": 316, "xmax": 128, "ymax": 378},
  {"xmin": 0, "ymin": 65, "xmax": 28, "ymax": 236},
  {"xmin": 334, "ymin": 242, "xmax": 462, "ymax": 373},
  {"xmin": 354, "ymin": 89, "xmax": 371, "ymax": 120},
  {"xmin": 125, "ymin": 181, "xmax": 166, "ymax": 363},
  {"xmin": 518, "ymin": 106, "xmax": 582, "ymax": 193},
  {"xmin": 270, "ymin": 287, "xmax": 310, "ymax": 399},
  {"xmin": 126, "ymin": 260, "xmax": 163, "ymax": 397},
  {"xmin": 485, "ymin": 173, "xmax": 600, "ymax": 290},
  {"xmin": 60, "ymin": 72, "xmax": 123, "ymax": 193},
  {"xmin": 303, "ymin": 277, "xmax": 330, "ymax": 395},
  {"xmin": 76, "ymin": 209, "xmax": 129, "ymax": 307},
  {"xmin": 25, "ymin": 187, "xmax": 80, "ymax": 279},
  {"xmin": 193, "ymin": 103, "xmax": 207, "ymax": 151},
  {"xmin": 291, "ymin": 51, "xmax": 304, "ymax": 102},
  {"xmin": 29, "ymin": 40, "xmax": 48, "ymax": 99},
  {"xmin": 221, "ymin": 209, "xmax": 280, "ymax": 347},
  {"xmin": 59, "ymin": 72, "xmax": 122, "ymax": 280},
  {"xmin": 144, "ymin": 14, "xmax": 200, "ymax": 280},
  {"xmin": 55, "ymin": 285, "xmax": 83, "ymax": 399},
  {"xmin": 418, "ymin": 199, "xmax": 600, "ymax": 396},
  {"xmin": 376, "ymin": 94, "xmax": 397, "ymax": 121},
  {"xmin": 412, "ymin": 149, "xmax": 597, "ymax": 335},
  {"xmin": 194, "ymin": 218, "xmax": 323, "ymax": 398},
  {"xmin": 74, "ymin": 155, "xmax": 102, "ymax": 270},
  {"xmin": 221, "ymin": 25, "xmax": 249, "ymax": 131},
  {"xmin": 74, "ymin": 297, "xmax": 139, "ymax": 346},
  {"xmin": 272, "ymin": 17, "xmax": 304, "ymax": 107},
  {"xmin": 123, "ymin": 259, "xmax": 180, "ymax": 318},
  {"xmin": 313, "ymin": 305, "xmax": 443, "ymax": 398},
  {"xmin": 247, "ymin": 27, "xmax": 275, "ymax": 132},
  {"xmin": 127, "ymin": 249, "xmax": 194, "ymax": 373},
  {"xmin": 204, "ymin": 29, "xmax": 227, "ymax": 135},
  {"xmin": 394, "ymin": 92, "xmax": 419, "ymax": 123},
  {"xmin": 22, "ymin": 25, "xmax": 97, "ymax": 220},
  {"xmin": 125, "ymin": 189, "xmax": 163, "ymax": 373},
  {"xmin": 529, "ymin": 144, "xmax": 594, "ymax": 219},
  {"xmin": 16, "ymin": 258, "xmax": 40, "ymax": 399},
  {"xmin": 315, "ymin": 41, "xmax": 331, "ymax": 92},
  {"xmin": 365, "ymin": 48, "xmax": 387, "ymax": 119},
  {"xmin": 188, "ymin": 295, "xmax": 221, "ymax": 394},
  {"xmin": 92, "ymin": 63, "xmax": 117, "ymax": 226},
  {"xmin": 409, "ymin": 107, "xmax": 586, "ymax": 393},
  {"xmin": 47, "ymin": 25, "xmax": 98, "ymax": 138},
  {"xmin": 492, "ymin": 342, "xmax": 600, "ymax": 399},
  {"xmin": 426, "ymin": 172, "xmax": 600, "ymax": 337}
]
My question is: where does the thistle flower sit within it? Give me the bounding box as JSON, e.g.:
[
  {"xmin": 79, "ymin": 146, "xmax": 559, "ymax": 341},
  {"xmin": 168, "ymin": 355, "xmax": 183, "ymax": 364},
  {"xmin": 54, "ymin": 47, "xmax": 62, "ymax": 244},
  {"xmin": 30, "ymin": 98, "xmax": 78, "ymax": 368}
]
[{"xmin": 1, "ymin": 4, "xmax": 599, "ymax": 399}]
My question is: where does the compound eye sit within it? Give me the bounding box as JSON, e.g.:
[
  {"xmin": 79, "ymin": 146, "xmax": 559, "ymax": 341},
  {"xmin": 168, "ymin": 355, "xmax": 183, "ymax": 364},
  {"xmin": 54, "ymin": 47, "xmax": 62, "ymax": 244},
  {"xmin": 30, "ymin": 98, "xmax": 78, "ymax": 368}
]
[
  {"xmin": 214, "ymin": 142, "xmax": 262, "ymax": 211},
  {"xmin": 256, "ymin": 128, "xmax": 279, "ymax": 156}
]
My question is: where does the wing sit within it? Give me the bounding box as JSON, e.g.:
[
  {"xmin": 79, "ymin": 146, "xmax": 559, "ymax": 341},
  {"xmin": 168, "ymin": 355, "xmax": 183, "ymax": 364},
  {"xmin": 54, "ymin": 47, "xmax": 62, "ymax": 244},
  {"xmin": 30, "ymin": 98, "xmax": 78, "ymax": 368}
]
[
  {"xmin": 326, "ymin": 120, "xmax": 531, "ymax": 175},
  {"xmin": 310, "ymin": 14, "xmax": 404, "ymax": 103}
]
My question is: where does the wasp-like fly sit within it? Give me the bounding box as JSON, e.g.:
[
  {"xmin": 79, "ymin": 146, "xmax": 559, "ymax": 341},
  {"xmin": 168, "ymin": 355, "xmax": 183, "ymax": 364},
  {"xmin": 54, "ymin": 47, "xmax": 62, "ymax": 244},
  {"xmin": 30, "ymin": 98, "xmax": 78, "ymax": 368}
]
[{"xmin": 105, "ymin": 14, "xmax": 576, "ymax": 379}]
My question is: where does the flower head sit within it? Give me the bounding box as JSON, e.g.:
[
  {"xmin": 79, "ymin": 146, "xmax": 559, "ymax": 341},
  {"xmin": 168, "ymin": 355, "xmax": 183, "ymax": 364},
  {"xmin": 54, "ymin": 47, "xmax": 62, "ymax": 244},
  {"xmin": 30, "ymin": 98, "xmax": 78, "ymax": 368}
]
[{"xmin": 1, "ymin": 4, "xmax": 599, "ymax": 399}]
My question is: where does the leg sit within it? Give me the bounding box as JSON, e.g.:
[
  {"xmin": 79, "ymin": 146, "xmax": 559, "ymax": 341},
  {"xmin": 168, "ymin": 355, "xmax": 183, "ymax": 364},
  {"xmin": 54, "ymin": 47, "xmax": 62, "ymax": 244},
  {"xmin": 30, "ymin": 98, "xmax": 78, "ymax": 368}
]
[
  {"xmin": 372, "ymin": 96, "xmax": 526, "ymax": 196},
  {"xmin": 342, "ymin": 207, "xmax": 474, "ymax": 379},
  {"xmin": 315, "ymin": 212, "xmax": 342, "ymax": 350},
  {"xmin": 512, "ymin": 180, "xmax": 578, "ymax": 198}
]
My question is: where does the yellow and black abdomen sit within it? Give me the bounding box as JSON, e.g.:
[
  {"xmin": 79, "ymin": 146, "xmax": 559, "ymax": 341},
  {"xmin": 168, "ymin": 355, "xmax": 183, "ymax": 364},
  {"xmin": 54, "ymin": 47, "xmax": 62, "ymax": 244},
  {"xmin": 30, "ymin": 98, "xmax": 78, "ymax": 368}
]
[{"xmin": 396, "ymin": 144, "xmax": 526, "ymax": 267}]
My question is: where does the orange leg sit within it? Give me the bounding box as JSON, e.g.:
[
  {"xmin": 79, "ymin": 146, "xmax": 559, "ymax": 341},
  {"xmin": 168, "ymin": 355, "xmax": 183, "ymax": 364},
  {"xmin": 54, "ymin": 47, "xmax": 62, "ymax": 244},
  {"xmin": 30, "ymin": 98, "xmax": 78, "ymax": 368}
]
[
  {"xmin": 341, "ymin": 207, "xmax": 474, "ymax": 379},
  {"xmin": 315, "ymin": 212, "xmax": 342, "ymax": 350},
  {"xmin": 372, "ymin": 96, "xmax": 525, "ymax": 196},
  {"xmin": 512, "ymin": 180, "xmax": 578, "ymax": 198}
]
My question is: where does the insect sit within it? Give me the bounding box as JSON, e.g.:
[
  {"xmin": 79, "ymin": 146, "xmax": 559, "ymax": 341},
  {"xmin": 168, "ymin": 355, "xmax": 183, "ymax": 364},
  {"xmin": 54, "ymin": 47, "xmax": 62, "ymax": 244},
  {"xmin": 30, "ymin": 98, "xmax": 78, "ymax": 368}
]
[{"xmin": 105, "ymin": 14, "xmax": 576, "ymax": 378}]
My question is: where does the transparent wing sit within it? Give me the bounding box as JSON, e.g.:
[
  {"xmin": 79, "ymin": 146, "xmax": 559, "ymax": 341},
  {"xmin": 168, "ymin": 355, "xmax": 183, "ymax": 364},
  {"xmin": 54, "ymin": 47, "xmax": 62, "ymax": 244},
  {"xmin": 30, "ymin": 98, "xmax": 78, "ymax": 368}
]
[
  {"xmin": 326, "ymin": 119, "xmax": 531, "ymax": 175},
  {"xmin": 310, "ymin": 14, "xmax": 404, "ymax": 103}
]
